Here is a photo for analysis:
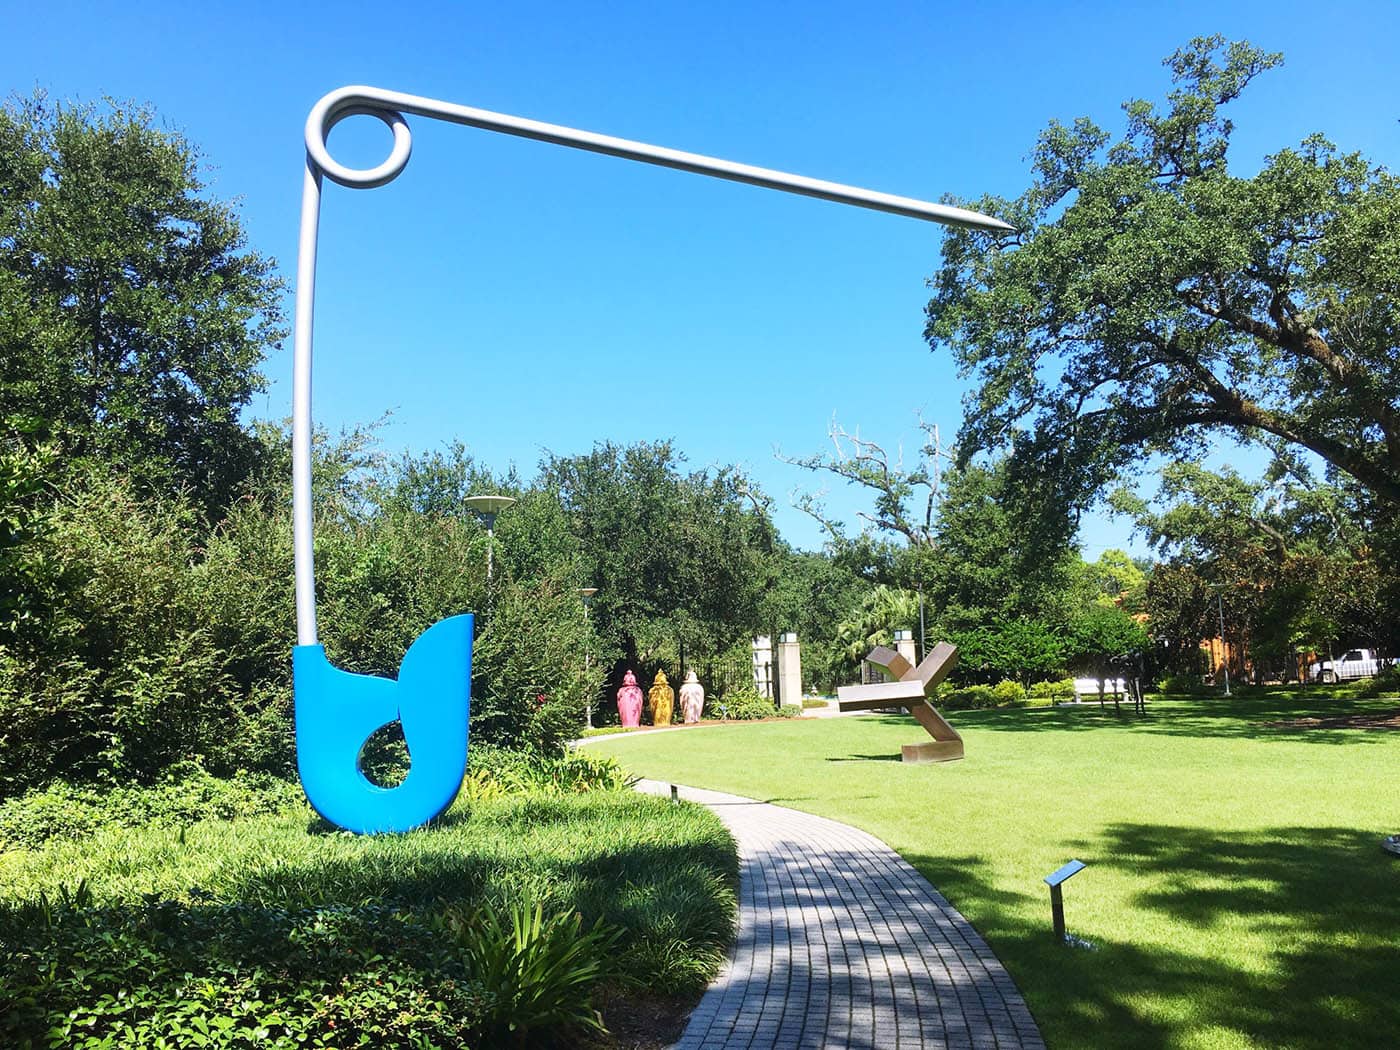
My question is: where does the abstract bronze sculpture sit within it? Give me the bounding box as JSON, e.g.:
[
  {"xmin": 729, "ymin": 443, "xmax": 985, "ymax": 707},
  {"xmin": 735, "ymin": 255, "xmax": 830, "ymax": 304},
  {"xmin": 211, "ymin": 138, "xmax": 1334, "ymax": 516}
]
[{"xmin": 837, "ymin": 642, "xmax": 963, "ymax": 763}]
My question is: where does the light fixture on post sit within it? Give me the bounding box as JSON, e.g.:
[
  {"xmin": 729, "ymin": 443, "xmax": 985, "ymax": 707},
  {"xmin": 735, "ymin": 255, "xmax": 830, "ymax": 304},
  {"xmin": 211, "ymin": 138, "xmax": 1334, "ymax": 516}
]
[
  {"xmin": 579, "ymin": 587, "xmax": 598, "ymax": 728},
  {"xmin": 464, "ymin": 494, "xmax": 516, "ymax": 586}
]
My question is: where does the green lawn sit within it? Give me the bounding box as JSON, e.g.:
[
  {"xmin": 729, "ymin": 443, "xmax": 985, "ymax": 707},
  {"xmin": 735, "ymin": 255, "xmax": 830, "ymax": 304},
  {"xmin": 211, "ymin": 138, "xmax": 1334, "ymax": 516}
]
[{"xmin": 589, "ymin": 692, "xmax": 1400, "ymax": 1050}]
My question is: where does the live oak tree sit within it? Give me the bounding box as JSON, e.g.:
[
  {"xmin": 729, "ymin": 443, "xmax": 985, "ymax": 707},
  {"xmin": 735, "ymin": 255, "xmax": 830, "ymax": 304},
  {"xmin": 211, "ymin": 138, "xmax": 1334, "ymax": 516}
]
[
  {"xmin": 540, "ymin": 440, "xmax": 779, "ymax": 664},
  {"xmin": 926, "ymin": 37, "xmax": 1400, "ymax": 521},
  {"xmin": 0, "ymin": 94, "xmax": 284, "ymax": 516},
  {"xmin": 1119, "ymin": 460, "xmax": 1393, "ymax": 672}
]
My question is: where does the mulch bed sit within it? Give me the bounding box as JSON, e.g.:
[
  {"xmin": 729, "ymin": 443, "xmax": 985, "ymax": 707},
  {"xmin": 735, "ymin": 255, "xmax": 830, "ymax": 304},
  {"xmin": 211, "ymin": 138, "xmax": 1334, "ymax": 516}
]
[
  {"xmin": 1266, "ymin": 707, "xmax": 1400, "ymax": 731},
  {"xmin": 589, "ymin": 989, "xmax": 698, "ymax": 1050}
]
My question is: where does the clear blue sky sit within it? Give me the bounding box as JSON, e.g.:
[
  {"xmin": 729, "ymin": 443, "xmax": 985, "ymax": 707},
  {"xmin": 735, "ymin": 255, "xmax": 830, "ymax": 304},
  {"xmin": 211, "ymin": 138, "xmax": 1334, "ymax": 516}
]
[{"xmin": 9, "ymin": 1, "xmax": 1399, "ymax": 554}]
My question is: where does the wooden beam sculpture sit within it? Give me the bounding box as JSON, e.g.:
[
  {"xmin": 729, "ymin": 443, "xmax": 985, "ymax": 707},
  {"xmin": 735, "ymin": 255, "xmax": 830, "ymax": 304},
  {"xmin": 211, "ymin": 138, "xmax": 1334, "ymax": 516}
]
[{"xmin": 837, "ymin": 642, "xmax": 963, "ymax": 764}]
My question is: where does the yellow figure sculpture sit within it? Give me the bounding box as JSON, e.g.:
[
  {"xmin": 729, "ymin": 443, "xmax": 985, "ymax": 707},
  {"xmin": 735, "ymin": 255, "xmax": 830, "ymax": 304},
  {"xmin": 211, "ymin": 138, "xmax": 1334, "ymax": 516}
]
[{"xmin": 648, "ymin": 670, "xmax": 675, "ymax": 727}]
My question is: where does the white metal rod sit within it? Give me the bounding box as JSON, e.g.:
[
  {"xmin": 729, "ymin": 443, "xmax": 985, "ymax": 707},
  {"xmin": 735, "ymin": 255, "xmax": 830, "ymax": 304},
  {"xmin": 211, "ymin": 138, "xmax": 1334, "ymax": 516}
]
[
  {"xmin": 292, "ymin": 85, "xmax": 1012, "ymax": 645},
  {"xmin": 292, "ymin": 164, "xmax": 323, "ymax": 646}
]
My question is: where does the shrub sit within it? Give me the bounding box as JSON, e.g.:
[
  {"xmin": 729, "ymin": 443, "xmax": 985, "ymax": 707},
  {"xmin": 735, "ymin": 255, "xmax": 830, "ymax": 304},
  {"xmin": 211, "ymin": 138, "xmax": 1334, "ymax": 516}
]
[
  {"xmin": 706, "ymin": 687, "xmax": 797, "ymax": 720},
  {"xmin": 940, "ymin": 684, "xmax": 998, "ymax": 710},
  {"xmin": 0, "ymin": 895, "xmax": 489, "ymax": 1049},
  {"xmin": 1355, "ymin": 666, "xmax": 1400, "ymax": 698},
  {"xmin": 0, "ymin": 436, "xmax": 610, "ymax": 794},
  {"xmin": 936, "ymin": 680, "xmax": 1034, "ymax": 710},
  {"xmin": 461, "ymin": 745, "xmax": 632, "ymax": 801},
  {"xmin": 1156, "ymin": 673, "xmax": 1212, "ymax": 695},
  {"xmin": 991, "ymin": 679, "xmax": 1027, "ymax": 706},
  {"xmin": 0, "ymin": 763, "xmax": 300, "ymax": 850},
  {"xmin": 1028, "ymin": 678, "xmax": 1076, "ymax": 705},
  {"xmin": 438, "ymin": 896, "xmax": 620, "ymax": 1043},
  {"xmin": 0, "ymin": 469, "xmax": 259, "ymax": 792},
  {"xmin": 467, "ymin": 566, "xmax": 604, "ymax": 754},
  {"xmin": 0, "ymin": 790, "xmax": 737, "ymax": 1048}
]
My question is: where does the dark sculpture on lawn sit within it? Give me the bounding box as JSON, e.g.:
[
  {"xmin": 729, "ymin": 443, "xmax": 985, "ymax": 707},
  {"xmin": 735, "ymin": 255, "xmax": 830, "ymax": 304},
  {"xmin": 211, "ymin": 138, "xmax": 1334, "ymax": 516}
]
[{"xmin": 837, "ymin": 642, "xmax": 963, "ymax": 764}]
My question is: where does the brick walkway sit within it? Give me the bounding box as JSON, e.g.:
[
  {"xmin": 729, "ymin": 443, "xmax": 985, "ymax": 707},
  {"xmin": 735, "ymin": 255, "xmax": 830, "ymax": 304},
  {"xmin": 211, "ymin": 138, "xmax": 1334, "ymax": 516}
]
[{"xmin": 635, "ymin": 780, "xmax": 1044, "ymax": 1050}]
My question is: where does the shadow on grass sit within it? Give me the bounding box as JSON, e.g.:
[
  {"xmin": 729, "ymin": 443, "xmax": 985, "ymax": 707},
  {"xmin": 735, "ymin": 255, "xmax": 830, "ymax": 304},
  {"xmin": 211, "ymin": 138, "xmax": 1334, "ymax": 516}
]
[
  {"xmin": 905, "ymin": 823, "xmax": 1400, "ymax": 1050},
  {"xmin": 825, "ymin": 753, "xmax": 903, "ymax": 763},
  {"xmin": 903, "ymin": 692, "xmax": 1400, "ymax": 746}
]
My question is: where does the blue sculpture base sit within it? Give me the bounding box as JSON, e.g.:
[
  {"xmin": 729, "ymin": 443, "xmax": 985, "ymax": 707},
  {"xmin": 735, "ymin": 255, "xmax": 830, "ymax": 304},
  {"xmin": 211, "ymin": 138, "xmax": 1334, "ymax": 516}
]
[{"xmin": 293, "ymin": 614, "xmax": 473, "ymax": 834}]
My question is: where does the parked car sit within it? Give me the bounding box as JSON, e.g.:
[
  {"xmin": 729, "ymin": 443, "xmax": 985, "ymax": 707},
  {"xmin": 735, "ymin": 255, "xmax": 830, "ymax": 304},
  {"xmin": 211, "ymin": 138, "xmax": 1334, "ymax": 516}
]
[{"xmin": 1308, "ymin": 648, "xmax": 1393, "ymax": 683}]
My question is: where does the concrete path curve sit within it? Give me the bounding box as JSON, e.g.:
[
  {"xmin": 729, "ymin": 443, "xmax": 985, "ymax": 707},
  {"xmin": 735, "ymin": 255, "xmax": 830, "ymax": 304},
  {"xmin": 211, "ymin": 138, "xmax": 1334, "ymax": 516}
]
[{"xmin": 635, "ymin": 780, "xmax": 1044, "ymax": 1050}]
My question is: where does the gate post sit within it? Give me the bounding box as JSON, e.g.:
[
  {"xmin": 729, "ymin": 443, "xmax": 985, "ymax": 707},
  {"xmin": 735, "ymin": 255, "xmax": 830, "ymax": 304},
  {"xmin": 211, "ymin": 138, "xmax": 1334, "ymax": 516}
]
[
  {"xmin": 751, "ymin": 635, "xmax": 774, "ymax": 700},
  {"xmin": 893, "ymin": 629, "xmax": 918, "ymax": 669},
  {"xmin": 778, "ymin": 632, "xmax": 803, "ymax": 709}
]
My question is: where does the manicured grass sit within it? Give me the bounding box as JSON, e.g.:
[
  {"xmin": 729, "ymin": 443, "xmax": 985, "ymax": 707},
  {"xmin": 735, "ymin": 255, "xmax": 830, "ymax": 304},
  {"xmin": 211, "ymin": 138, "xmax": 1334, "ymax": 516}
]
[{"xmin": 589, "ymin": 691, "xmax": 1400, "ymax": 1050}]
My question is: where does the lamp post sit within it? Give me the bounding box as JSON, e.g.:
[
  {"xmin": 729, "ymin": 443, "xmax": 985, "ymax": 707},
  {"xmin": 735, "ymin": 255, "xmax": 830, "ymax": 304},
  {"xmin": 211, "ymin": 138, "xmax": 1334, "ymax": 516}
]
[
  {"xmin": 464, "ymin": 494, "xmax": 515, "ymax": 586},
  {"xmin": 1215, "ymin": 591, "xmax": 1232, "ymax": 698},
  {"xmin": 918, "ymin": 585, "xmax": 926, "ymax": 663},
  {"xmin": 579, "ymin": 587, "xmax": 598, "ymax": 728}
]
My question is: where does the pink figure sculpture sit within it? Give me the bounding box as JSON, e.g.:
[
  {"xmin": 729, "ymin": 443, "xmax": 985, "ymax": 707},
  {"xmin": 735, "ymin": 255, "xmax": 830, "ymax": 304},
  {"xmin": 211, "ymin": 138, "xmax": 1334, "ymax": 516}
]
[
  {"xmin": 617, "ymin": 670, "xmax": 644, "ymax": 728},
  {"xmin": 679, "ymin": 670, "xmax": 705, "ymax": 724}
]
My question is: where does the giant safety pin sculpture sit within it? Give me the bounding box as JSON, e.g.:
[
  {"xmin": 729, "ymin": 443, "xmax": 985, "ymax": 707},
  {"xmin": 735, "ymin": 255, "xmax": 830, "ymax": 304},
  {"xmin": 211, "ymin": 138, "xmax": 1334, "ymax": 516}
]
[{"xmin": 291, "ymin": 85, "xmax": 1013, "ymax": 833}]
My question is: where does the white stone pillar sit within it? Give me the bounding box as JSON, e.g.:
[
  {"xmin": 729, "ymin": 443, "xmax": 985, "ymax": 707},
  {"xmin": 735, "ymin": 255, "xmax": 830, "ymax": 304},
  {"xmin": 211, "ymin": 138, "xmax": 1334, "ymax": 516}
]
[
  {"xmin": 777, "ymin": 632, "xmax": 803, "ymax": 708},
  {"xmin": 894, "ymin": 629, "xmax": 917, "ymax": 669}
]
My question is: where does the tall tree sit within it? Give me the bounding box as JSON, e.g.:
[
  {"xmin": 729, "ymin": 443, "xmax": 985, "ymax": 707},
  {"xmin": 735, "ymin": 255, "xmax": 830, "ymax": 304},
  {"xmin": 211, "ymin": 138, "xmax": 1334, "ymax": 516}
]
[
  {"xmin": 926, "ymin": 37, "xmax": 1400, "ymax": 524},
  {"xmin": 540, "ymin": 441, "xmax": 778, "ymax": 662},
  {"xmin": 1119, "ymin": 461, "xmax": 1392, "ymax": 674},
  {"xmin": 0, "ymin": 93, "xmax": 284, "ymax": 515},
  {"xmin": 920, "ymin": 460, "xmax": 1081, "ymax": 631}
]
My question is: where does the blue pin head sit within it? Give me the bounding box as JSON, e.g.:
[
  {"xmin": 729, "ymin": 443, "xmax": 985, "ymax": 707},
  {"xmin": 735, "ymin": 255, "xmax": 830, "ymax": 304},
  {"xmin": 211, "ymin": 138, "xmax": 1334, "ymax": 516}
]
[{"xmin": 293, "ymin": 614, "xmax": 473, "ymax": 834}]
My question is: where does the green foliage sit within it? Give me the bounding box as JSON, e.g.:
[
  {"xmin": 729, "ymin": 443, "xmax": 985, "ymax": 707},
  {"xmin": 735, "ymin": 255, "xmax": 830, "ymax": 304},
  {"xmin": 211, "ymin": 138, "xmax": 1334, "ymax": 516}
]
[
  {"xmin": 461, "ymin": 745, "xmax": 632, "ymax": 801},
  {"xmin": 1065, "ymin": 605, "xmax": 1149, "ymax": 673},
  {"xmin": 0, "ymin": 466, "xmax": 267, "ymax": 791},
  {"xmin": 0, "ymin": 426, "xmax": 607, "ymax": 790},
  {"xmin": 0, "ymin": 93, "xmax": 284, "ymax": 517},
  {"xmin": 0, "ymin": 764, "xmax": 299, "ymax": 850},
  {"xmin": 938, "ymin": 681, "xmax": 1026, "ymax": 710},
  {"xmin": 991, "ymin": 679, "xmax": 1027, "ymax": 706},
  {"xmin": 1355, "ymin": 666, "xmax": 1400, "ymax": 699},
  {"xmin": 1156, "ymin": 673, "xmax": 1215, "ymax": 696},
  {"xmin": 707, "ymin": 686, "xmax": 791, "ymax": 720},
  {"xmin": 0, "ymin": 418, "xmax": 58, "ymax": 634},
  {"xmin": 470, "ymin": 567, "xmax": 603, "ymax": 753},
  {"xmin": 1028, "ymin": 678, "xmax": 1076, "ymax": 701},
  {"xmin": 935, "ymin": 684, "xmax": 994, "ymax": 710},
  {"xmin": 1123, "ymin": 461, "xmax": 1395, "ymax": 676},
  {"xmin": 834, "ymin": 585, "xmax": 919, "ymax": 664},
  {"xmin": 759, "ymin": 548, "xmax": 866, "ymax": 692},
  {"xmin": 950, "ymin": 618, "xmax": 1065, "ymax": 686},
  {"xmin": 790, "ymin": 426, "xmax": 1088, "ymax": 644},
  {"xmin": 1077, "ymin": 549, "xmax": 1149, "ymax": 614},
  {"xmin": 439, "ymin": 896, "xmax": 619, "ymax": 1044},
  {"xmin": 927, "ymin": 36, "xmax": 1400, "ymax": 529},
  {"xmin": 0, "ymin": 777, "xmax": 738, "ymax": 1048},
  {"xmin": 921, "ymin": 462, "xmax": 1083, "ymax": 629},
  {"xmin": 541, "ymin": 441, "xmax": 778, "ymax": 663},
  {"xmin": 1, "ymin": 897, "xmax": 490, "ymax": 1049}
]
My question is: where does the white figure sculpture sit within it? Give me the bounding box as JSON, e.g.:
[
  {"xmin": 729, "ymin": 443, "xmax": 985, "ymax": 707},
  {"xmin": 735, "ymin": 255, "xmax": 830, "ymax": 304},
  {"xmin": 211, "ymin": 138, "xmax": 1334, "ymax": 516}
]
[{"xmin": 679, "ymin": 670, "xmax": 705, "ymax": 724}]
